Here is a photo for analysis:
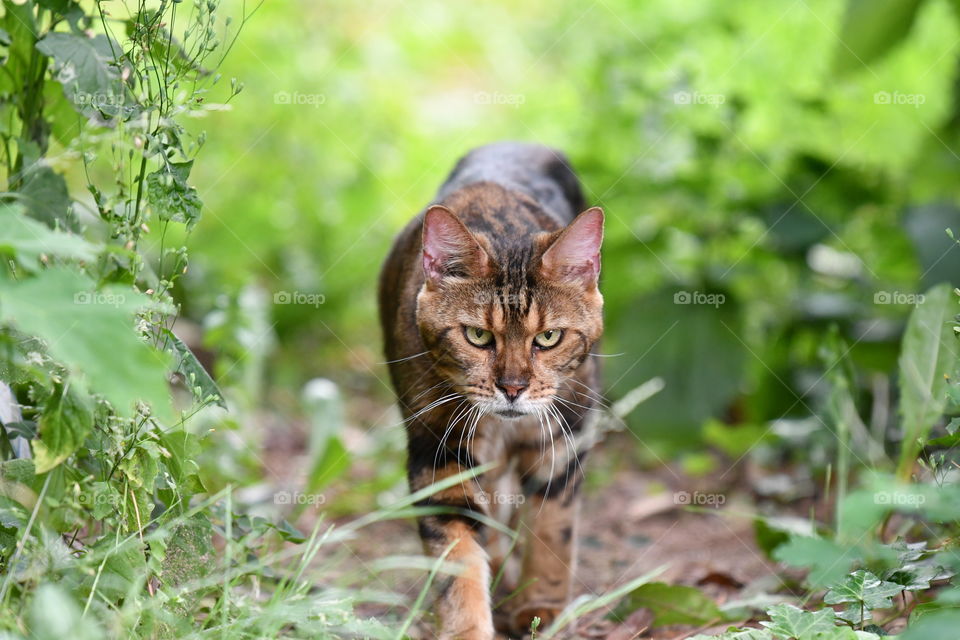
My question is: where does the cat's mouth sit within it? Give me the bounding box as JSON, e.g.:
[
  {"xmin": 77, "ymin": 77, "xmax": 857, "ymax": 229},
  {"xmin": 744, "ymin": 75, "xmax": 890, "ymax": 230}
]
[{"xmin": 494, "ymin": 408, "xmax": 527, "ymax": 419}]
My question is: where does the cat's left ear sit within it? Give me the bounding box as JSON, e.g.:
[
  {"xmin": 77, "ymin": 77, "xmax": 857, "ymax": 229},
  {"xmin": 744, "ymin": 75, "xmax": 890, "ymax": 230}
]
[{"xmin": 540, "ymin": 207, "xmax": 604, "ymax": 287}]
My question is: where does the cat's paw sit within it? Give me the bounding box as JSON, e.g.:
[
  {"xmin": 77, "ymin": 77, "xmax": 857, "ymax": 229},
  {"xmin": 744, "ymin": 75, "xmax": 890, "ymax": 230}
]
[{"xmin": 508, "ymin": 601, "xmax": 564, "ymax": 636}]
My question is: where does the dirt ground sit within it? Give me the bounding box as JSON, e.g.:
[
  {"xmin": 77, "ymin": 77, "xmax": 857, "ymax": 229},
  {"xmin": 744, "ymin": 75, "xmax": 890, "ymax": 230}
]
[{"xmin": 261, "ymin": 409, "xmax": 782, "ymax": 639}]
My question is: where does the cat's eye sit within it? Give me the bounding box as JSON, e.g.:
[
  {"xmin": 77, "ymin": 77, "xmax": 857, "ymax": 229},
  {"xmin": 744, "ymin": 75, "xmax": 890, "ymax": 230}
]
[
  {"xmin": 464, "ymin": 326, "xmax": 494, "ymax": 348},
  {"xmin": 534, "ymin": 329, "xmax": 563, "ymax": 349}
]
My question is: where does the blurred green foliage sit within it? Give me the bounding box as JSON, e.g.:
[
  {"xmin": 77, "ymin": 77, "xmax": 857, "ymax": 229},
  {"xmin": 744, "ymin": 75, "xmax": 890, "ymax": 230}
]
[{"xmin": 176, "ymin": 0, "xmax": 960, "ymax": 446}]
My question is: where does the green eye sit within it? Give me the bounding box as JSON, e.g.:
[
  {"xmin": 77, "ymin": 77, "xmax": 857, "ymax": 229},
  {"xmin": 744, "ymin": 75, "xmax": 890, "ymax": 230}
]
[
  {"xmin": 464, "ymin": 326, "xmax": 494, "ymax": 347},
  {"xmin": 534, "ymin": 329, "xmax": 563, "ymax": 349}
]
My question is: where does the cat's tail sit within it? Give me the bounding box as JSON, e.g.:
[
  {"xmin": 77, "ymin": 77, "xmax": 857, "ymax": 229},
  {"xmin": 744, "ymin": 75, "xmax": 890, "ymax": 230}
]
[{"xmin": 437, "ymin": 142, "xmax": 586, "ymax": 222}]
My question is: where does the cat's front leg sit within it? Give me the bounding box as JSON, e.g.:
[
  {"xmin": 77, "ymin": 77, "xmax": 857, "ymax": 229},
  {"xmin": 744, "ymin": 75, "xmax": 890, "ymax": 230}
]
[
  {"xmin": 509, "ymin": 447, "xmax": 585, "ymax": 635},
  {"xmin": 409, "ymin": 444, "xmax": 494, "ymax": 640}
]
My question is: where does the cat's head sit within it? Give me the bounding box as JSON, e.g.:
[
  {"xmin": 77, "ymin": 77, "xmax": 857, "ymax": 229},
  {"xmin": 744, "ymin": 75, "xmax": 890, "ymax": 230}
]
[{"xmin": 415, "ymin": 203, "xmax": 604, "ymax": 419}]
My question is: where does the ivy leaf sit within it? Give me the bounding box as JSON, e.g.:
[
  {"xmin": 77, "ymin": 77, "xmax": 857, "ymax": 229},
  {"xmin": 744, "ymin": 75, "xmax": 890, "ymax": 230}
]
[
  {"xmin": 32, "ymin": 382, "xmax": 93, "ymax": 473},
  {"xmin": 612, "ymin": 582, "xmax": 731, "ymax": 626},
  {"xmin": 0, "ymin": 203, "xmax": 96, "ymax": 269},
  {"xmin": 147, "ymin": 161, "xmax": 202, "ymax": 230},
  {"xmin": 825, "ymin": 570, "xmax": 903, "ymax": 610},
  {"xmin": 761, "ymin": 604, "xmax": 837, "ymax": 640},
  {"xmin": 0, "ymin": 268, "xmax": 171, "ymax": 418},
  {"xmin": 162, "ymin": 328, "xmax": 225, "ymax": 408}
]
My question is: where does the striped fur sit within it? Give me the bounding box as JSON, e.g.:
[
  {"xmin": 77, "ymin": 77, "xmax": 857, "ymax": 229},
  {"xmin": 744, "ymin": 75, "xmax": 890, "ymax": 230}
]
[{"xmin": 379, "ymin": 142, "xmax": 604, "ymax": 638}]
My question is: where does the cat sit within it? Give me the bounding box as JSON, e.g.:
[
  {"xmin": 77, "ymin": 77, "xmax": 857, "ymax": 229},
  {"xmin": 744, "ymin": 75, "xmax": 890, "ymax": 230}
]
[{"xmin": 378, "ymin": 142, "xmax": 604, "ymax": 639}]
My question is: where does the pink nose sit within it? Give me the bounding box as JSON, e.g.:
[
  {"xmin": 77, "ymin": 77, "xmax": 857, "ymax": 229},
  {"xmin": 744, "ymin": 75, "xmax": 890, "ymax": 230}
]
[{"xmin": 496, "ymin": 380, "xmax": 528, "ymax": 402}]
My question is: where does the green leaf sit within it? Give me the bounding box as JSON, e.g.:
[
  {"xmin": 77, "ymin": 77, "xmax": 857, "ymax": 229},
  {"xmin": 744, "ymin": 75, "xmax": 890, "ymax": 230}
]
[
  {"xmin": 32, "ymin": 382, "xmax": 93, "ymax": 473},
  {"xmin": 28, "ymin": 583, "xmax": 102, "ymax": 640},
  {"xmin": 160, "ymin": 514, "xmax": 215, "ymax": 587},
  {"xmin": 307, "ymin": 435, "xmax": 349, "ymax": 494},
  {"xmin": 774, "ymin": 535, "xmax": 860, "ymax": 587},
  {"xmin": 690, "ymin": 632, "xmax": 773, "ymax": 640},
  {"xmin": 897, "ymin": 283, "xmax": 959, "ymax": 477},
  {"xmin": 0, "ymin": 203, "xmax": 96, "ymax": 269},
  {"xmin": 612, "ymin": 582, "xmax": 730, "ymax": 626},
  {"xmin": 832, "ymin": 0, "xmax": 925, "ymax": 75},
  {"xmin": 157, "ymin": 428, "xmax": 205, "ymax": 498},
  {"xmin": 824, "ymin": 570, "xmax": 903, "ymax": 625},
  {"xmin": 825, "ymin": 570, "xmax": 902, "ymax": 609},
  {"xmin": 761, "ymin": 604, "xmax": 837, "ymax": 640},
  {"xmin": 147, "ymin": 161, "xmax": 202, "ymax": 230},
  {"xmin": 15, "ymin": 163, "xmax": 73, "ymax": 229},
  {"xmin": 689, "ymin": 630, "xmax": 775, "ymax": 640},
  {"xmin": 0, "ymin": 268, "xmax": 171, "ymax": 418},
  {"xmin": 946, "ymin": 416, "xmax": 960, "ymax": 435},
  {"xmin": 162, "ymin": 328, "xmax": 226, "ymax": 408},
  {"xmin": 611, "ymin": 290, "xmax": 745, "ymax": 437},
  {"xmin": 899, "ymin": 610, "xmax": 960, "ymax": 640},
  {"xmin": 886, "ymin": 564, "xmax": 941, "ymax": 593},
  {"xmin": 0, "ymin": 459, "xmax": 35, "ymax": 485},
  {"xmin": 36, "ymin": 32, "xmax": 128, "ymax": 120}
]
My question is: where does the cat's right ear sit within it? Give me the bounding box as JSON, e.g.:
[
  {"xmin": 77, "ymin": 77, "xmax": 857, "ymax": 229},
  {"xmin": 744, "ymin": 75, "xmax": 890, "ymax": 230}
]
[{"xmin": 421, "ymin": 205, "xmax": 491, "ymax": 285}]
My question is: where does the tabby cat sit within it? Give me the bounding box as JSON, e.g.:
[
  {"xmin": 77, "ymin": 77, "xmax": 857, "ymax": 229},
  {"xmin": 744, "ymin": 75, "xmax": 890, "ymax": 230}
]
[{"xmin": 378, "ymin": 142, "xmax": 604, "ymax": 639}]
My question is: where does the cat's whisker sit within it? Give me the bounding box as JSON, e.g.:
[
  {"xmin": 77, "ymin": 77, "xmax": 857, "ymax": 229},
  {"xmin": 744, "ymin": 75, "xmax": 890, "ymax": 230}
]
[
  {"xmin": 535, "ymin": 406, "xmax": 558, "ymax": 518},
  {"xmin": 588, "ymin": 352, "xmax": 625, "ymax": 358},
  {"xmin": 380, "ymin": 389, "xmax": 458, "ymax": 430},
  {"xmin": 466, "ymin": 406, "xmax": 487, "ymax": 494},
  {"xmin": 562, "ymin": 379, "xmax": 612, "ymax": 410},
  {"xmin": 553, "ymin": 395, "xmax": 602, "ymax": 413},
  {"xmin": 406, "ymin": 393, "xmax": 462, "ymax": 424},
  {"xmin": 547, "ymin": 403, "xmax": 586, "ymax": 492},
  {"xmin": 432, "ymin": 398, "xmax": 470, "ymax": 481},
  {"xmin": 408, "ymin": 380, "xmax": 454, "ymax": 405},
  {"xmin": 379, "ymin": 350, "xmax": 431, "ymax": 365},
  {"xmin": 564, "ymin": 377, "xmax": 610, "ymax": 403},
  {"xmin": 547, "ymin": 405, "xmax": 575, "ymax": 504},
  {"xmin": 457, "ymin": 405, "xmax": 484, "ymax": 498}
]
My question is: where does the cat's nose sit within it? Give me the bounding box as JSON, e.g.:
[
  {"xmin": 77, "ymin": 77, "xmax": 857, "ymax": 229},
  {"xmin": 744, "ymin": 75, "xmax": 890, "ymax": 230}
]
[{"xmin": 496, "ymin": 378, "xmax": 528, "ymax": 402}]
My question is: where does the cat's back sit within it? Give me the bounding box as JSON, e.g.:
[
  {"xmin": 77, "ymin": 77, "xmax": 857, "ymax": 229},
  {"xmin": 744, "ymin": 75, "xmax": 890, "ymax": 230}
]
[{"xmin": 437, "ymin": 141, "xmax": 584, "ymax": 225}]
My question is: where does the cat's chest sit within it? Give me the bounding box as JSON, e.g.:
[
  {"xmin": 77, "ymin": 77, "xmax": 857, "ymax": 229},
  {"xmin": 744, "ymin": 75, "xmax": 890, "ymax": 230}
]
[{"xmin": 470, "ymin": 414, "xmax": 574, "ymax": 464}]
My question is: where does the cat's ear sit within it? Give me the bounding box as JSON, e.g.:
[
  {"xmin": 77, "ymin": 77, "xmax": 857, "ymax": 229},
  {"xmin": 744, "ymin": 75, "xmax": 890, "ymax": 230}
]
[
  {"xmin": 422, "ymin": 204, "xmax": 491, "ymax": 285},
  {"xmin": 540, "ymin": 207, "xmax": 604, "ymax": 286}
]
